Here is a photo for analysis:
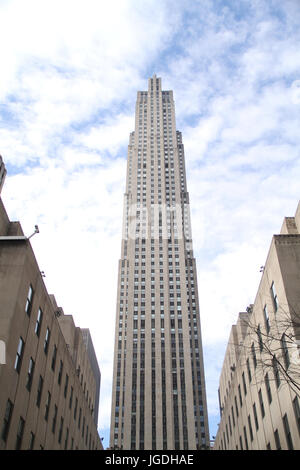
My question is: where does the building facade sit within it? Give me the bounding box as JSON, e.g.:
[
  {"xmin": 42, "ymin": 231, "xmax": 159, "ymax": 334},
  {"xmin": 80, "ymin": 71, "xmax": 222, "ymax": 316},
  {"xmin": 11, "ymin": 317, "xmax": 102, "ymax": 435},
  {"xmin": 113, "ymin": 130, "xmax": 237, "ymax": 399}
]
[
  {"xmin": 214, "ymin": 202, "xmax": 300, "ymax": 450},
  {"xmin": 0, "ymin": 182, "xmax": 102, "ymax": 450},
  {"xmin": 110, "ymin": 76, "xmax": 209, "ymax": 450}
]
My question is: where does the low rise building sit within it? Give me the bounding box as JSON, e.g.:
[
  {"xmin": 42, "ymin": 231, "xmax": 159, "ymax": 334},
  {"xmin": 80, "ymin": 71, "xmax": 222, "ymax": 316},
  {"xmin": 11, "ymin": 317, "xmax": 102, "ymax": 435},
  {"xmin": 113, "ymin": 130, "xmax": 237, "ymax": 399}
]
[
  {"xmin": 214, "ymin": 202, "xmax": 300, "ymax": 450},
  {"xmin": 0, "ymin": 181, "xmax": 102, "ymax": 450}
]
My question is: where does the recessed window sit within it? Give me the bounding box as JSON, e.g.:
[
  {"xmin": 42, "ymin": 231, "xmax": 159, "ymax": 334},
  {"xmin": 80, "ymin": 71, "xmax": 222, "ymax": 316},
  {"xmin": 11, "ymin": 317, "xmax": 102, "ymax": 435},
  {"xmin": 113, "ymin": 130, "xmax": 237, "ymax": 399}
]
[
  {"xmin": 283, "ymin": 413, "xmax": 293, "ymax": 450},
  {"xmin": 271, "ymin": 282, "xmax": 278, "ymax": 312},
  {"xmin": 14, "ymin": 337, "xmax": 25, "ymax": 373},
  {"xmin": 44, "ymin": 328, "xmax": 50, "ymax": 354},
  {"xmin": 15, "ymin": 416, "xmax": 25, "ymax": 450},
  {"xmin": 25, "ymin": 285, "xmax": 34, "ymax": 316},
  {"xmin": 1, "ymin": 399, "xmax": 14, "ymax": 442},
  {"xmin": 263, "ymin": 305, "xmax": 270, "ymax": 333},
  {"xmin": 35, "ymin": 308, "xmax": 43, "ymax": 337},
  {"xmin": 281, "ymin": 333, "xmax": 290, "ymax": 369},
  {"xmin": 26, "ymin": 357, "xmax": 35, "ymax": 391}
]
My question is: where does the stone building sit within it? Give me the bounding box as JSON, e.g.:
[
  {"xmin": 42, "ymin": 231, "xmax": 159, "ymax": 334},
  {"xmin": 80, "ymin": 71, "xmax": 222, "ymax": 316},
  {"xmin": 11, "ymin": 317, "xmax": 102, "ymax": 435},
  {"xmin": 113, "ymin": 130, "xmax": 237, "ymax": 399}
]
[
  {"xmin": 214, "ymin": 202, "xmax": 300, "ymax": 450},
  {"xmin": 0, "ymin": 170, "xmax": 102, "ymax": 450},
  {"xmin": 110, "ymin": 76, "xmax": 209, "ymax": 450}
]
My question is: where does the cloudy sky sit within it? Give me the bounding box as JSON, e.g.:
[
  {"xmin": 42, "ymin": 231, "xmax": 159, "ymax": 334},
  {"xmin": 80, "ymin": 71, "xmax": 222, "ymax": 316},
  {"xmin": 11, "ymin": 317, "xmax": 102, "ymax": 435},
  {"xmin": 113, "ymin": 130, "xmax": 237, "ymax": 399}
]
[{"xmin": 1, "ymin": 0, "xmax": 300, "ymax": 447}]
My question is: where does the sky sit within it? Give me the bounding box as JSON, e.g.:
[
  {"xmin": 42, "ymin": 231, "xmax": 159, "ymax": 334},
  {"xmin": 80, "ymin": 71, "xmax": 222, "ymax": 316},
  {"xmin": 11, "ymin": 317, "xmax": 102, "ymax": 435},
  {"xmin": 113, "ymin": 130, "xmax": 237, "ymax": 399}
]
[{"xmin": 1, "ymin": 0, "xmax": 300, "ymax": 449}]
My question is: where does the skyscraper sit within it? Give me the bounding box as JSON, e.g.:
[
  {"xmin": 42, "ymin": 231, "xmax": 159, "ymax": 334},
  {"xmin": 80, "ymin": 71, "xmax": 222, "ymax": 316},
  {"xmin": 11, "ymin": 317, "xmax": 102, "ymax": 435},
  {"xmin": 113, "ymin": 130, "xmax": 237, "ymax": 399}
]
[{"xmin": 110, "ymin": 76, "xmax": 209, "ymax": 450}]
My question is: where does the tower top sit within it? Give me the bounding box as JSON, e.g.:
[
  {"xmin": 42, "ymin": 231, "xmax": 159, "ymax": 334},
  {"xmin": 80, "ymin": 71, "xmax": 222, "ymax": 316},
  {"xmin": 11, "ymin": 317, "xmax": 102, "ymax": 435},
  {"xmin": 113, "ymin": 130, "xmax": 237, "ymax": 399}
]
[{"xmin": 148, "ymin": 74, "xmax": 161, "ymax": 93}]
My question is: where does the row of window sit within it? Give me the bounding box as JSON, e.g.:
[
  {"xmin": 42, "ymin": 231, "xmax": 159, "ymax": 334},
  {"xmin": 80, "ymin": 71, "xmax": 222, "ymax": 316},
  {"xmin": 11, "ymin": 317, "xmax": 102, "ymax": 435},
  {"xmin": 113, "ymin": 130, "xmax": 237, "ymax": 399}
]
[
  {"xmin": 1, "ymin": 398, "xmax": 98, "ymax": 450},
  {"xmin": 220, "ymin": 398, "xmax": 299, "ymax": 450},
  {"xmin": 24, "ymin": 286, "xmax": 95, "ymax": 410}
]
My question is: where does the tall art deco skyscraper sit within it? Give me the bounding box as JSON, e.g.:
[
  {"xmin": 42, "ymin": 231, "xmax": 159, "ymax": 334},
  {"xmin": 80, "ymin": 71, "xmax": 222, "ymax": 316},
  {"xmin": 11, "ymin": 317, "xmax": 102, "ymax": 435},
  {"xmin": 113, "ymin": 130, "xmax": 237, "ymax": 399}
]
[{"xmin": 110, "ymin": 76, "xmax": 209, "ymax": 450}]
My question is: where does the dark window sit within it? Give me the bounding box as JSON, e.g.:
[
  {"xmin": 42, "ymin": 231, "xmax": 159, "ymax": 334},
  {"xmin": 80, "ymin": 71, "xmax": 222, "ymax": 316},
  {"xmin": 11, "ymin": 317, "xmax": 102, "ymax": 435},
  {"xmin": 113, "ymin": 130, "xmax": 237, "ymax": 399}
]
[
  {"xmin": 14, "ymin": 337, "xmax": 25, "ymax": 373},
  {"xmin": 45, "ymin": 392, "xmax": 51, "ymax": 421},
  {"xmin": 1, "ymin": 399, "xmax": 13, "ymax": 442},
  {"xmin": 271, "ymin": 282, "xmax": 278, "ymax": 312},
  {"xmin": 238, "ymin": 384, "xmax": 243, "ymax": 407},
  {"xmin": 264, "ymin": 373, "xmax": 272, "ymax": 404},
  {"xmin": 15, "ymin": 416, "xmax": 25, "ymax": 450},
  {"xmin": 26, "ymin": 357, "xmax": 35, "ymax": 391},
  {"xmin": 248, "ymin": 415, "xmax": 253, "ymax": 441},
  {"xmin": 253, "ymin": 402, "xmax": 259, "ymax": 430},
  {"xmin": 52, "ymin": 405, "xmax": 58, "ymax": 433},
  {"xmin": 283, "ymin": 414, "xmax": 293, "ymax": 450},
  {"xmin": 51, "ymin": 345, "xmax": 57, "ymax": 371},
  {"xmin": 28, "ymin": 432, "xmax": 35, "ymax": 450},
  {"xmin": 58, "ymin": 417, "xmax": 64, "ymax": 444},
  {"xmin": 281, "ymin": 334, "xmax": 290, "ymax": 369},
  {"xmin": 44, "ymin": 328, "xmax": 50, "ymax": 354},
  {"xmin": 242, "ymin": 372, "xmax": 247, "ymax": 395},
  {"xmin": 258, "ymin": 389, "xmax": 265, "ymax": 418},
  {"xmin": 64, "ymin": 374, "xmax": 69, "ymax": 398},
  {"xmin": 272, "ymin": 356, "xmax": 281, "ymax": 388},
  {"xmin": 257, "ymin": 325, "xmax": 263, "ymax": 352},
  {"xmin": 251, "ymin": 343, "xmax": 257, "ymax": 369},
  {"xmin": 35, "ymin": 308, "xmax": 43, "ymax": 336},
  {"xmin": 58, "ymin": 360, "xmax": 63, "ymax": 385},
  {"xmin": 246, "ymin": 358, "xmax": 252, "ymax": 382},
  {"xmin": 292, "ymin": 396, "xmax": 300, "ymax": 435},
  {"xmin": 36, "ymin": 375, "xmax": 44, "ymax": 407},
  {"xmin": 274, "ymin": 429, "xmax": 281, "ymax": 450},
  {"xmin": 25, "ymin": 285, "xmax": 34, "ymax": 316},
  {"xmin": 243, "ymin": 426, "xmax": 249, "ymax": 450}
]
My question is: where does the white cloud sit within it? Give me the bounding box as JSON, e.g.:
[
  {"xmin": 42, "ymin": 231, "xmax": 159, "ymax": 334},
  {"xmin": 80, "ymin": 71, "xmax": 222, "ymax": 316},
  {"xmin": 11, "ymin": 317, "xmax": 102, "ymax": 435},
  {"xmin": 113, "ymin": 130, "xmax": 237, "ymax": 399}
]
[{"xmin": 1, "ymin": 0, "xmax": 300, "ymax": 442}]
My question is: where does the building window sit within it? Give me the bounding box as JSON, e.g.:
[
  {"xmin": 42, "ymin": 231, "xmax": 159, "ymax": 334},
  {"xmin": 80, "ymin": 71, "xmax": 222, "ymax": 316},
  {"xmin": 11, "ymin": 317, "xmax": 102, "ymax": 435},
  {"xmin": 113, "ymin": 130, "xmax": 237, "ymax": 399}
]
[
  {"xmin": 1, "ymin": 399, "xmax": 14, "ymax": 442},
  {"xmin": 58, "ymin": 360, "xmax": 63, "ymax": 385},
  {"xmin": 238, "ymin": 385, "xmax": 243, "ymax": 407},
  {"xmin": 25, "ymin": 285, "xmax": 34, "ymax": 316},
  {"xmin": 64, "ymin": 374, "xmax": 69, "ymax": 398},
  {"xmin": 257, "ymin": 325, "xmax": 263, "ymax": 352},
  {"xmin": 69, "ymin": 386, "xmax": 73, "ymax": 410},
  {"xmin": 243, "ymin": 426, "xmax": 249, "ymax": 450},
  {"xmin": 270, "ymin": 281, "xmax": 278, "ymax": 312},
  {"xmin": 14, "ymin": 337, "xmax": 25, "ymax": 373},
  {"xmin": 251, "ymin": 343, "xmax": 257, "ymax": 369},
  {"xmin": 28, "ymin": 432, "xmax": 35, "ymax": 450},
  {"xmin": 258, "ymin": 389, "xmax": 265, "ymax": 418},
  {"xmin": 274, "ymin": 429, "xmax": 281, "ymax": 450},
  {"xmin": 15, "ymin": 416, "xmax": 25, "ymax": 450},
  {"xmin": 45, "ymin": 392, "xmax": 51, "ymax": 421},
  {"xmin": 282, "ymin": 413, "xmax": 293, "ymax": 450},
  {"xmin": 264, "ymin": 373, "xmax": 272, "ymax": 404},
  {"xmin": 253, "ymin": 402, "xmax": 259, "ymax": 431},
  {"xmin": 263, "ymin": 305, "xmax": 270, "ymax": 333},
  {"xmin": 242, "ymin": 372, "xmax": 247, "ymax": 395},
  {"xmin": 36, "ymin": 375, "xmax": 44, "ymax": 407},
  {"xmin": 58, "ymin": 417, "xmax": 64, "ymax": 444},
  {"xmin": 51, "ymin": 345, "xmax": 57, "ymax": 371},
  {"xmin": 234, "ymin": 396, "xmax": 239, "ymax": 417},
  {"xmin": 52, "ymin": 405, "xmax": 58, "ymax": 433},
  {"xmin": 281, "ymin": 333, "xmax": 290, "ymax": 369},
  {"xmin": 248, "ymin": 414, "xmax": 254, "ymax": 441},
  {"xmin": 272, "ymin": 356, "xmax": 281, "ymax": 388},
  {"xmin": 246, "ymin": 358, "xmax": 252, "ymax": 382},
  {"xmin": 35, "ymin": 308, "xmax": 43, "ymax": 337},
  {"xmin": 44, "ymin": 328, "xmax": 50, "ymax": 354},
  {"xmin": 26, "ymin": 357, "xmax": 35, "ymax": 391},
  {"xmin": 292, "ymin": 396, "xmax": 300, "ymax": 435}
]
